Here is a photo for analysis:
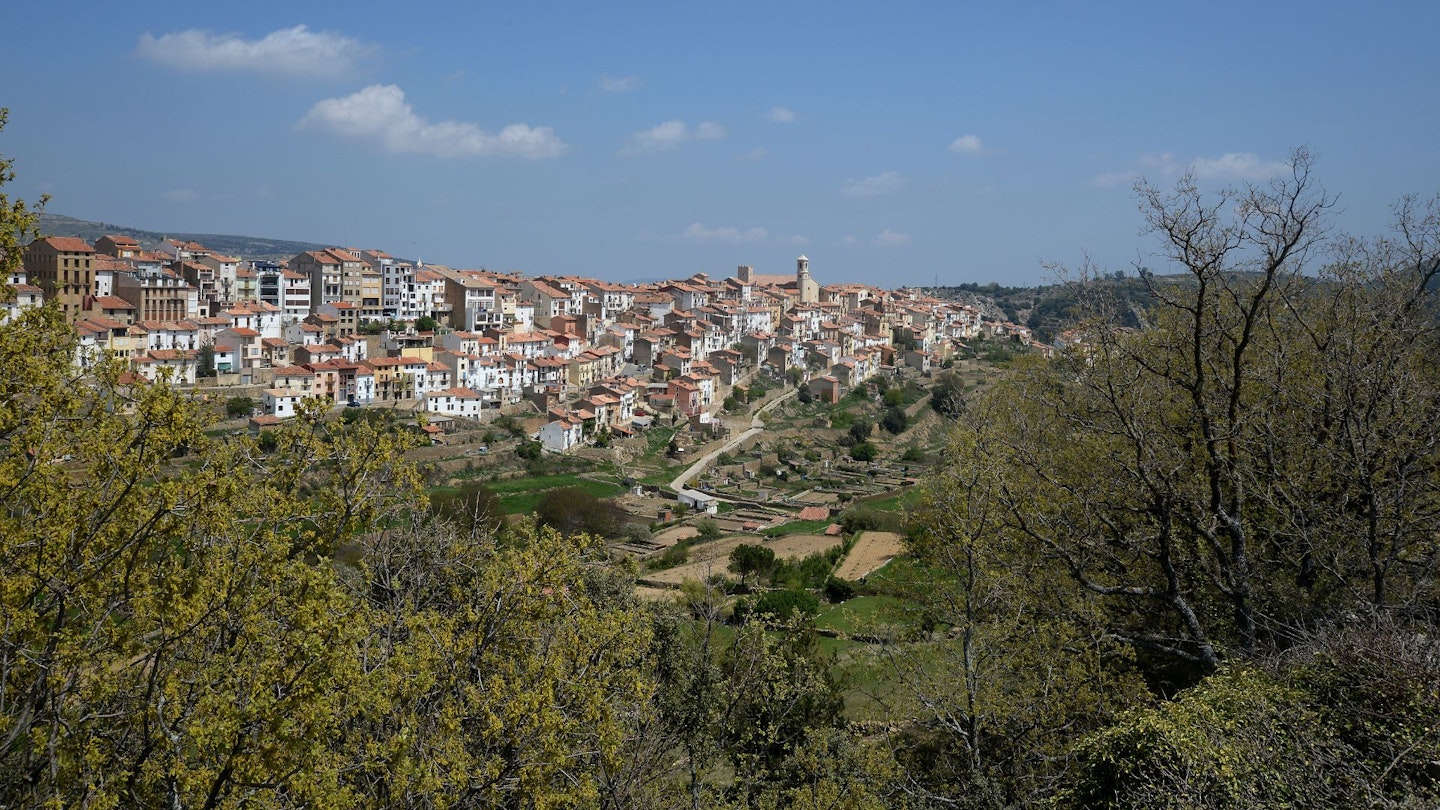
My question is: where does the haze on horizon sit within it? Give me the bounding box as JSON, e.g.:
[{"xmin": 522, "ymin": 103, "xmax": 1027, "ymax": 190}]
[{"xmin": 3, "ymin": 1, "xmax": 1436, "ymax": 287}]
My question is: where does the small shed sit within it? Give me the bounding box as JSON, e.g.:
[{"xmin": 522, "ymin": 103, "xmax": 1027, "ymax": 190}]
[{"xmin": 678, "ymin": 490, "xmax": 719, "ymax": 514}]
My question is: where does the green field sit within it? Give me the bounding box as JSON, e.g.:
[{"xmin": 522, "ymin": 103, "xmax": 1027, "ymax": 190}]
[
  {"xmin": 430, "ymin": 472, "xmax": 625, "ymax": 515},
  {"xmin": 762, "ymin": 518, "xmax": 832, "ymax": 537}
]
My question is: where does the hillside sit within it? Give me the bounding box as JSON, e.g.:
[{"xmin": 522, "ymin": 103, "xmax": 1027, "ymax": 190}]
[{"xmin": 37, "ymin": 212, "xmax": 331, "ymax": 261}]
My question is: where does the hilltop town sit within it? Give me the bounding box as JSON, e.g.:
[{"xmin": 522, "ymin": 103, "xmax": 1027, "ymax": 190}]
[{"xmin": 9, "ymin": 234, "xmax": 1043, "ymax": 451}]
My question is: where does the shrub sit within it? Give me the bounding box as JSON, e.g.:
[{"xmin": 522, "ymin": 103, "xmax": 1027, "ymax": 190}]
[
  {"xmin": 848, "ymin": 421, "xmax": 873, "ymax": 443},
  {"xmin": 881, "ymin": 406, "xmax": 908, "ymax": 435},
  {"xmin": 849, "ymin": 442, "xmax": 877, "ymax": 462},
  {"xmin": 225, "ymin": 396, "xmax": 254, "ymax": 418},
  {"xmin": 735, "ymin": 589, "xmax": 820, "ymax": 625},
  {"xmin": 824, "ymin": 576, "xmax": 857, "ymax": 603}
]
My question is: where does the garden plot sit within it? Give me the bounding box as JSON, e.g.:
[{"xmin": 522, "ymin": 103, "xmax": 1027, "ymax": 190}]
[
  {"xmin": 835, "ymin": 531, "xmax": 906, "ymax": 581},
  {"xmin": 641, "ymin": 534, "xmax": 843, "ymax": 588}
]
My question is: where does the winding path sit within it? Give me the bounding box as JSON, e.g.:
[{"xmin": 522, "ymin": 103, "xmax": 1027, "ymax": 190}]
[{"xmin": 670, "ymin": 388, "xmax": 797, "ymax": 500}]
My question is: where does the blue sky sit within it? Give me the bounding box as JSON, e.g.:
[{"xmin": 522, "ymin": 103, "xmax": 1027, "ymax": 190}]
[{"xmin": 3, "ymin": 2, "xmax": 1436, "ymax": 286}]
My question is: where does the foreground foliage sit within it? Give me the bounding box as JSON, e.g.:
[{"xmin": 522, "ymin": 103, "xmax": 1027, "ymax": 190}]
[{"xmin": 6, "ymin": 115, "xmax": 1440, "ymax": 807}]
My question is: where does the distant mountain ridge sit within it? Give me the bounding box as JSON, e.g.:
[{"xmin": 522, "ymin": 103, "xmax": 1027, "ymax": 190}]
[{"xmin": 36, "ymin": 212, "xmax": 331, "ymax": 262}]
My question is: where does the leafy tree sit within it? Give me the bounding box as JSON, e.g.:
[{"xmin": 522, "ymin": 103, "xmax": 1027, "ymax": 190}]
[
  {"xmin": 196, "ymin": 343, "xmax": 217, "ymax": 378},
  {"xmin": 838, "ymin": 504, "xmax": 900, "ymax": 534},
  {"xmin": 930, "ymin": 370, "xmax": 966, "ymax": 418},
  {"xmin": 928, "ymin": 151, "xmax": 1440, "ymax": 675},
  {"xmin": 848, "ymin": 420, "xmax": 873, "ymax": 443},
  {"xmin": 346, "ymin": 518, "xmax": 653, "ymax": 807},
  {"xmin": 1063, "ymin": 620, "xmax": 1440, "ymax": 809},
  {"xmin": 534, "ymin": 486, "xmax": 622, "ymax": 537},
  {"xmin": 516, "ymin": 438, "xmax": 542, "ymax": 459},
  {"xmin": 734, "ymin": 589, "xmax": 820, "ymax": 625},
  {"xmin": 225, "ymin": 394, "xmax": 254, "ymax": 417},
  {"xmin": 881, "ymin": 405, "xmax": 908, "ymax": 434},
  {"xmin": 728, "ymin": 543, "xmax": 777, "ymax": 586},
  {"xmin": 883, "ymin": 387, "xmax": 905, "ymax": 407},
  {"xmin": 415, "ymin": 314, "xmax": 439, "ymax": 332},
  {"xmin": 694, "ymin": 517, "xmax": 722, "ymax": 542},
  {"xmin": 849, "ymin": 441, "xmax": 877, "ymax": 462}
]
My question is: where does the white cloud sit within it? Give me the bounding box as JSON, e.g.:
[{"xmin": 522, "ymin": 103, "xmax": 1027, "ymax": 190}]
[
  {"xmin": 1093, "ymin": 170, "xmax": 1139, "ymax": 188},
  {"xmin": 736, "ymin": 147, "xmax": 769, "ymax": 162},
  {"xmin": 298, "ymin": 84, "xmax": 567, "ymax": 159},
  {"xmin": 163, "ymin": 188, "xmax": 200, "ymax": 203},
  {"xmin": 136, "ymin": 25, "xmax": 373, "ymax": 78},
  {"xmin": 949, "ymin": 134, "xmax": 984, "ymax": 154},
  {"xmin": 840, "ymin": 235, "xmax": 861, "ymax": 247},
  {"xmin": 765, "ymin": 106, "xmax": 796, "ymax": 123},
  {"xmin": 681, "ymin": 223, "xmax": 769, "ymax": 243},
  {"xmin": 842, "ymin": 171, "xmax": 903, "ymax": 197},
  {"xmin": 695, "ymin": 121, "xmax": 726, "ymax": 140},
  {"xmin": 599, "ymin": 73, "xmax": 642, "ymax": 93},
  {"xmin": 1096, "ymin": 151, "xmax": 1290, "ymax": 187},
  {"xmin": 1192, "ymin": 152, "xmax": 1290, "ymax": 180},
  {"xmin": 623, "ymin": 120, "xmax": 726, "ymax": 154},
  {"xmin": 872, "ymin": 229, "xmax": 911, "ymax": 247},
  {"xmin": 783, "ymin": 234, "xmax": 809, "ymax": 246}
]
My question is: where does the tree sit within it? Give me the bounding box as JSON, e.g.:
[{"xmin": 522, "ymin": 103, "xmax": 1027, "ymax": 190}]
[
  {"xmin": 225, "ymin": 394, "xmax": 254, "ymax": 417},
  {"xmin": 344, "ymin": 518, "xmax": 654, "ymax": 808},
  {"xmin": 427, "ymin": 479, "xmax": 504, "ymax": 540},
  {"xmin": 881, "ymin": 405, "xmax": 908, "ymax": 435},
  {"xmin": 928, "ymin": 151, "xmax": 1440, "ymax": 674},
  {"xmin": 694, "ymin": 517, "xmax": 722, "ymax": 542},
  {"xmin": 931, "ymin": 370, "xmax": 966, "ymax": 418},
  {"xmin": 728, "ymin": 543, "xmax": 776, "ymax": 586},
  {"xmin": 735, "ymin": 589, "xmax": 820, "ymax": 625},
  {"xmin": 415, "ymin": 315, "xmax": 438, "ymax": 332},
  {"xmin": 196, "ymin": 343, "xmax": 217, "ymax": 378},
  {"xmin": 848, "ymin": 420, "xmax": 874, "ymax": 443},
  {"xmin": 1062, "ymin": 620, "xmax": 1440, "ymax": 809},
  {"xmin": 535, "ymin": 486, "xmax": 623, "ymax": 537},
  {"xmin": 849, "ymin": 441, "xmax": 877, "ymax": 462}
]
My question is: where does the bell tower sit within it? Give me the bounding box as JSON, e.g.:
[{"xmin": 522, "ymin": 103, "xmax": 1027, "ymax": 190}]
[{"xmin": 796, "ymin": 254, "xmax": 816, "ymax": 303}]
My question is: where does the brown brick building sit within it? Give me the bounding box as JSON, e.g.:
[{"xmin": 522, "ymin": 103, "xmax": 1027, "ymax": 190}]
[{"xmin": 22, "ymin": 237, "xmax": 94, "ymax": 322}]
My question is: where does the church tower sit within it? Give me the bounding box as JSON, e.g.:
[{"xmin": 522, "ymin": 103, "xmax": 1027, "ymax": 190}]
[{"xmin": 796, "ymin": 254, "xmax": 818, "ymax": 304}]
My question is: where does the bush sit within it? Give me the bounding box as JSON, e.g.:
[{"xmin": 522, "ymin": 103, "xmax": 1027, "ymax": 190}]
[
  {"xmin": 649, "ymin": 543, "xmax": 689, "ymax": 570},
  {"xmin": 729, "ymin": 543, "xmax": 777, "ymax": 584},
  {"xmin": 694, "ymin": 518, "xmax": 722, "ymax": 542},
  {"xmin": 848, "ymin": 421, "xmax": 873, "ymax": 443},
  {"xmin": 535, "ymin": 487, "xmax": 623, "ymax": 538},
  {"xmin": 734, "ymin": 589, "xmax": 820, "ymax": 625},
  {"xmin": 517, "ymin": 440, "xmax": 542, "ymax": 460},
  {"xmin": 225, "ymin": 396, "xmax": 254, "ymax": 418},
  {"xmin": 849, "ymin": 442, "xmax": 877, "ymax": 462},
  {"xmin": 881, "ymin": 406, "xmax": 908, "ymax": 435},
  {"xmin": 838, "ymin": 505, "xmax": 900, "ymax": 534},
  {"xmin": 824, "ymin": 576, "xmax": 857, "ymax": 603}
]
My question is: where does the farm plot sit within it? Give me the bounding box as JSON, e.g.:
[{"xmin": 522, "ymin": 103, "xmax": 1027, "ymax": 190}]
[
  {"xmin": 834, "ymin": 531, "xmax": 905, "ymax": 581},
  {"xmin": 641, "ymin": 534, "xmax": 842, "ymax": 588}
]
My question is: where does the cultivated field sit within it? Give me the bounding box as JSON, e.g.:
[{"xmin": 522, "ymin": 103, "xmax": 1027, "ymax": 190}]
[
  {"xmin": 642, "ymin": 533, "xmax": 842, "ymax": 588},
  {"xmin": 835, "ymin": 531, "xmax": 905, "ymax": 581}
]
